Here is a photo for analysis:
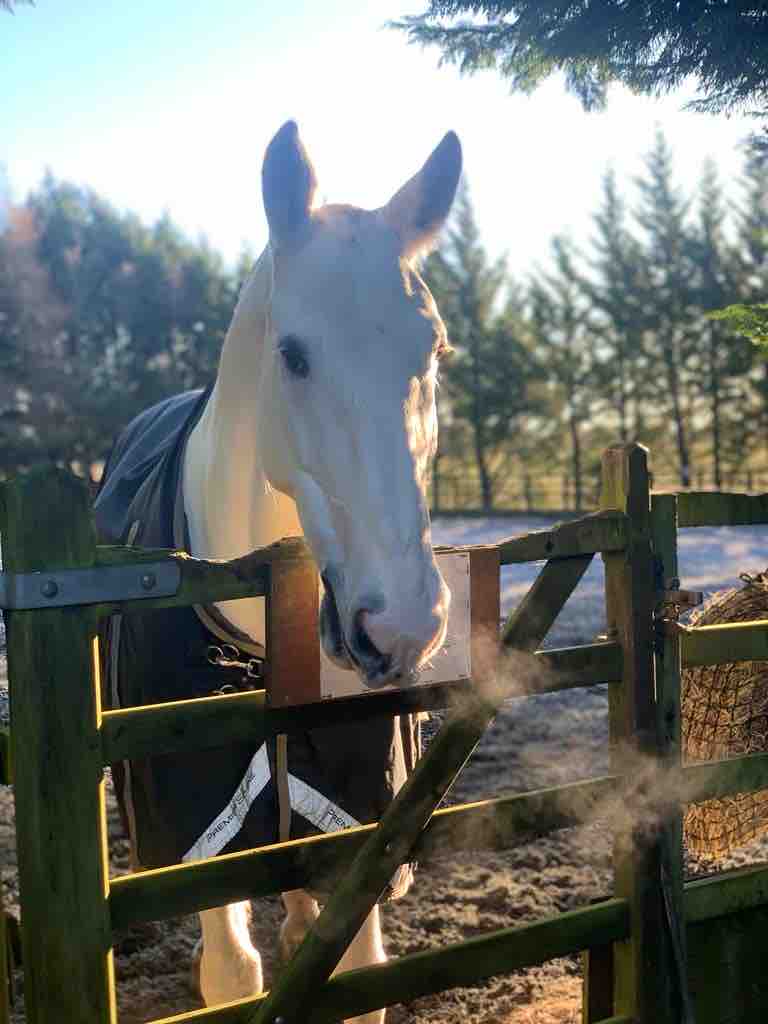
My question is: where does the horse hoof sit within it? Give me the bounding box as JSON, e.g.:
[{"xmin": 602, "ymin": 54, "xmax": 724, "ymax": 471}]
[{"xmin": 189, "ymin": 938, "xmax": 203, "ymax": 998}]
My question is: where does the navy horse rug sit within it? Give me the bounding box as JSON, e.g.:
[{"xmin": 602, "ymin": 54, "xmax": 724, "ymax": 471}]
[{"xmin": 95, "ymin": 389, "xmax": 419, "ymax": 897}]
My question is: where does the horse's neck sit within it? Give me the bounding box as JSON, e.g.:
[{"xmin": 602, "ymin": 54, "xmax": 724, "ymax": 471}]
[{"xmin": 183, "ymin": 248, "xmax": 302, "ymax": 644}]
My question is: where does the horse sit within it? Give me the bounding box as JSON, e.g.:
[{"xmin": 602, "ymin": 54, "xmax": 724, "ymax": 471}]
[{"xmin": 94, "ymin": 120, "xmax": 462, "ymax": 1023}]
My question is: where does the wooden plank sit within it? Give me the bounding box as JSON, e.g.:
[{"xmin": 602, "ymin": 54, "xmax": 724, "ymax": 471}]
[
  {"xmin": 496, "ymin": 511, "xmax": 627, "ymax": 564},
  {"xmin": 265, "ymin": 556, "xmax": 320, "ymax": 707},
  {"xmin": 416, "ymin": 774, "xmax": 617, "ymax": 861},
  {"xmin": 683, "ymin": 751, "xmax": 768, "ymax": 801},
  {"xmin": 101, "ymin": 643, "xmax": 623, "ymax": 764},
  {"xmin": 110, "ymin": 775, "xmax": 618, "ymax": 930},
  {"xmin": 469, "ymin": 546, "xmax": 501, "ymax": 685},
  {"xmin": 93, "ymin": 525, "xmax": 617, "ymax": 610},
  {"xmin": 650, "ymin": 492, "xmax": 692, "ymax": 1023},
  {"xmin": 0, "ymin": 468, "xmax": 115, "ymax": 1023},
  {"xmin": 92, "ymin": 537, "xmax": 310, "ymax": 613},
  {"xmin": 676, "ymin": 491, "xmax": 768, "ymax": 528},
  {"xmin": 502, "ymin": 555, "xmax": 593, "ymax": 652},
  {"xmin": 601, "ymin": 445, "xmax": 672, "ymax": 1023},
  {"xmin": 147, "ymin": 899, "xmax": 630, "ymax": 1024},
  {"xmin": 102, "ymin": 689, "xmax": 270, "ymax": 763},
  {"xmin": 582, "ymin": 938, "xmax": 614, "ymax": 1023},
  {"xmin": 685, "ymin": 863, "xmax": 768, "ymax": 923},
  {"xmin": 687, "ymin": 904, "xmax": 768, "ymax": 1024},
  {"xmin": 680, "ymin": 619, "xmax": 768, "ymax": 667},
  {"xmin": 535, "ymin": 641, "xmax": 622, "ymax": 690}
]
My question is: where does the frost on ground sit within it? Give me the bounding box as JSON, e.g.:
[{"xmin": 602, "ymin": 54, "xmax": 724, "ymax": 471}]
[{"xmin": 0, "ymin": 516, "xmax": 767, "ymax": 1022}]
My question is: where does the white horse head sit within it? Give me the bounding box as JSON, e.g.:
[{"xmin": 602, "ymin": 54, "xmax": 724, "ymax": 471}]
[
  {"xmin": 258, "ymin": 122, "xmax": 461, "ymax": 686},
  {"xmin": 191, "ymin": 122, "xmax": 461, "ymax": 689}
]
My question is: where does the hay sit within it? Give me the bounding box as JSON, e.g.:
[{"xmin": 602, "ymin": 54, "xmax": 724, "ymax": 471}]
[{"xmin": 683, "ymin": 570, "xmax": 768, "ymax": 858}]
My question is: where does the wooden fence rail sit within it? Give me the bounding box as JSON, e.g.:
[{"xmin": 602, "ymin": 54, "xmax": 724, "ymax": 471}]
[{"xmin": 0, "ymin": 446, "xmax": 767, "ymax": 1022}]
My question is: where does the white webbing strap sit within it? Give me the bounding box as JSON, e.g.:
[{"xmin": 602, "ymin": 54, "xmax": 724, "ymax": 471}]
[
  {"xmin": 182, "ymin": 743, "xmax": 271, "ymax": 862},
  {"xmin": 287, "ymin": 774, "xmax": 360, "ymax": 833},
  {"xmin": 182, "ymin": 745, "xmax": 361, "ymax": 863}
]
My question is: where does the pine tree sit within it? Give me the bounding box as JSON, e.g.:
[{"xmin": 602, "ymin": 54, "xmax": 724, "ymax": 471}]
[
  {"xmin": 393, "ymin": 2, "xmax": 768, "ymax": 116},
  {"xmin": 529, "ymin": 237, "xmax": 593, "ymax": 510},
  {"xmin": 687, "ymin": 160, "xmax": 753, "ymax": 487},
  {"xmin": 9, "ymin": 176, "xmax": 237, "ymax": 473},
  {"xmin": 425, "ymin": 183, "xmax": 543, "ymax": 510},
  {"xmin": 579, "ymin": 169, "xmax": 655, "ymax": 445},
  {"xmin": 633, "ymin": 131, "xmax": 696, "ymax": 487},
  {"xmin": 0, "ymin": 205, "xmax": 71, "ymax": 472},
  {"xmin": 734, "ymin": 154, "xmax": 768, "ymax": 453}
]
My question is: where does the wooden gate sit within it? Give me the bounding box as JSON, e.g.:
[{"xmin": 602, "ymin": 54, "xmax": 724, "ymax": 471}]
[{"xmin": 1, "ymin": 444, "xmax": 767, "ymax": 1023}]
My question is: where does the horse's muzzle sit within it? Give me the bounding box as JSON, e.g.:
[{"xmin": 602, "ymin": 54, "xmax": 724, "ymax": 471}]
[{"xmin": 320, "ymin": 573, "xmax": 406, "ymax": 687}]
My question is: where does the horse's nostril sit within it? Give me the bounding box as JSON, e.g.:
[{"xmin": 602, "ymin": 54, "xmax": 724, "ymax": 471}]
[
  {"xmin": 320, "ymin": 573, "xmax": 347, "ymax": 660},
  {"xmin": 354, "ymin": 610, "xmax": 380, "ymax": 659},
  {"xmin": 353, "ymin": 610, "xmax": 392, "ymax": 676}
]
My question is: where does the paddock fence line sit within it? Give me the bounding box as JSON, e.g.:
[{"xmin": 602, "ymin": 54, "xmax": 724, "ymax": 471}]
[
  {"xmin": 0, "ymin": 445, "xmax": 766, "ymax": 1022},
  {"xmin": 429, "ymin": 465, "xmax": 768, "ymax": 515}
]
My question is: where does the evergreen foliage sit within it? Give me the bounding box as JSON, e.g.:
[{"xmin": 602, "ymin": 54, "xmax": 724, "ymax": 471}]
[
  {"xmin": 424, "ymin": 184, "xmax": 544, "ymax": 510},
  {"xmin": 0, "ymin": 133, "xmax": 766, "ymax": 504},
  {"xmin": 0, "ymin": 176, "xmax": 241, "ymax": 474},
  {"xmin": 529, "ymin": 237, "xmax": 593, "ymax": 509},
  {"xmin": 581, "ymin": 169, "xmax": 653, "ymax": 446},
  {"xmin": 392, "ymin": 1, "xmax": 768, "ymax": 115}
]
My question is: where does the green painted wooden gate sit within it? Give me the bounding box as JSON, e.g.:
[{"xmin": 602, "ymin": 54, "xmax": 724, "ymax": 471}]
[{"xmin": 0, "ymin": 444, "xmax": 767, "ymax": 1023}]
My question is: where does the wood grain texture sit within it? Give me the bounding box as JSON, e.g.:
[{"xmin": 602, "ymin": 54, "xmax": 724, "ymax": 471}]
[
  {"xmin": 650, "ymin": 492, "xmax": 691, "ymax": 1022},
  {"xmin": 601, "ymin": 445, "xmax": 672, "ymax": 1023},
  {"xmin": 265, "ymin": 557, "xmax": 320, "ymax": 706},
  {"xmin": 676, "ymin": 491, "xmax": 768, "ymax": 528},
  {"xmin": 0, "ymin": 468, "xmax": 116, "ymax": 1023},
  {"xmin": 496, "ymin": 510, "xmax": 627, "ymax": 564}
]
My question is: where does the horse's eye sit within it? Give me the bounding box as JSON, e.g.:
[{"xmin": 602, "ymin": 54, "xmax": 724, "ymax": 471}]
[{"xmin": 279, "ymin": 337, "xmax": 310, "ymax": 378}]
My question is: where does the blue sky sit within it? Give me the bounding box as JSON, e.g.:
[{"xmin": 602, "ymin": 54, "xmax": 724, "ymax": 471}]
[{"xmin": 2, "ymin": 0, "xmax": 759, "ymax": 276}]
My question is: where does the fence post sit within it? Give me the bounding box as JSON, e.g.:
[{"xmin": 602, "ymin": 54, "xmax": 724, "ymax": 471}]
[
  {"xmin": 599, "ymin": 444, "xmax": 675, "ymax": 1023},
  {"xmin": 0, "ymin": 468, "xmax": 115, "ymax": 1023},
  {"xmin": 650, "ymin": 492, "xmax": 693, "ymax": 1021}
]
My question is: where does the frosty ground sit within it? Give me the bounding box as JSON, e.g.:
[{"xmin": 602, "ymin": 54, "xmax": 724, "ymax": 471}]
[{"xmin": 1, "ymin": 514, "xmax": 766, "ymax": 1022}]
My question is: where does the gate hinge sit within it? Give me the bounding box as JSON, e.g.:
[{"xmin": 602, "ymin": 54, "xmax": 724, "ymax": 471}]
[{"xmin": 0, "ymin": 561, "xmax": 181, "ymax": 610}]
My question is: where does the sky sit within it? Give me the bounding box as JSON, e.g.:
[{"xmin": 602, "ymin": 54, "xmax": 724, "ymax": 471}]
[{"xmin": 1, "ymin": 0, "xmax": 760, "ymax": 278}]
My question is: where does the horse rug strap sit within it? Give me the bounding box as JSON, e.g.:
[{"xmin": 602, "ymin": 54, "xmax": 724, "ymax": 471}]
[{"xmin": 94, "ymin": 389, "xmax": 420, "ymax": 900}]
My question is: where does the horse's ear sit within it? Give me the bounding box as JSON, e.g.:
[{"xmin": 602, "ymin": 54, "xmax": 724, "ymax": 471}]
[
  {"xmin": 262, "ymin": 121, "xmax": 318, "ymax": 247},
  {"xmin": 380, "ymin": 132, "xmax": 462, "ymax": 257}
]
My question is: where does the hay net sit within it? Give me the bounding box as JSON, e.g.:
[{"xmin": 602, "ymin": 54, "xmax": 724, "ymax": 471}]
[{"xmin": 683, "ymin": 569, "xmax": 768, "ymax": 858}]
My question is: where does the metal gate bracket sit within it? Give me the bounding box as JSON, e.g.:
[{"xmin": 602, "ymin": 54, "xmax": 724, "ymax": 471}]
[{"xmin": 0, "ymin": 561, "xmax": 180, "ymax": 610}]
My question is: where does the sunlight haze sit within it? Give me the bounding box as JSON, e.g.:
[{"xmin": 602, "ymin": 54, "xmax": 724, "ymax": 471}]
[{"xmin": 2, "ymin": 0, "xmax": 758, "ymax": 277}]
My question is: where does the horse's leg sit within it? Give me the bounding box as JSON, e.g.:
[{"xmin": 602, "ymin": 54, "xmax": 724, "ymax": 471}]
[
  {"xmin": 280, "ymin": 891, "xmax": 386, "ymax": 1024},
  {"xmin": 334, "ymin": 905, "xmax": 386, "ymax": 1024},
  {"xmin": 279, "ymin": 889, "xmax": 321, "ymax": 961},
  {"xmin": 195, "ymin": 902, "xmax": 263, "ymax": 1006}
]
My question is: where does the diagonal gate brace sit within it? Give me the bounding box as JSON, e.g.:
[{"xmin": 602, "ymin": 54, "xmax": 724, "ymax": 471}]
[{"xmin": 251, "ymin": 554, "xmax": 593, "ymax": 1024}]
